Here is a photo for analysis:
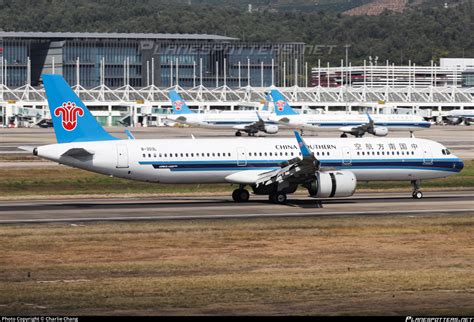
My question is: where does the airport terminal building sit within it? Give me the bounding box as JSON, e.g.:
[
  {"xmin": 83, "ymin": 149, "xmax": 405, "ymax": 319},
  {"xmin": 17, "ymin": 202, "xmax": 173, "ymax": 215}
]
[
  {"xmin": 0, "ymin": 31, "xmax": 304, "ymax": 88},
  {"xmin": 0, "ymin": 31, "xmax": 473, "ymax": 128}
]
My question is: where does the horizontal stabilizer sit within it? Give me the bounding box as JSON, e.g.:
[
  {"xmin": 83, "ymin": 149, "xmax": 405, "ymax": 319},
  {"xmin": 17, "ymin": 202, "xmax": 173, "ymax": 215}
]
[{"xmin": 61, "ymin": 148, "xmax": 95, "ymax": 158}]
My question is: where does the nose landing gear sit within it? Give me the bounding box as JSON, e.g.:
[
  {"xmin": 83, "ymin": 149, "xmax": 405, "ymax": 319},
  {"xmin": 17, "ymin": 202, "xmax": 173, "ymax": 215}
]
[{"xmin": 411, "ymin": 180, "xmax": 423, "ymax": 199}]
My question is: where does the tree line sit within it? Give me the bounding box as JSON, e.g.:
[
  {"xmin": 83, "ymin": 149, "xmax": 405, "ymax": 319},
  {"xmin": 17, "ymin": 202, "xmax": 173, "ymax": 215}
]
[{"xmin": 0, "ymin": 0, "xmax": 471, "ymax": 66}]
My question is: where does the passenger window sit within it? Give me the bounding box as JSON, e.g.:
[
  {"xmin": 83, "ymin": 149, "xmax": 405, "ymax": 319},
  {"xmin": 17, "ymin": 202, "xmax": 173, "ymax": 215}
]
[
  {"xmin": 362, "ymin": 152, "xmax": 365, "ymax": 156},
  {"xmin": 191, "ymin": 153, "xmax": 194, "ymax": 157},
  {"xmin": 142, "ymin": 154, "xmax": 146, "ymax": 158},
  {"xmin": 357, "ymin": 152, "xmax": 360, "ymax": 156},
  {"xmin": 207, "ymin": 153, "xmax": 210, "ymax": 157},
  {"xmin": 148, "ymin": 154, "xmax": 151, "ymax": 158},
  {"xmin": 285, "ymin": 152, "xmax": 288, "ymax": 156},
  {"xmin": 264, "ymin": 152, "xmax": 267, "ymax": 156},
  {"xmin": 327, "ymin": 152, "xmax": 330, "ymax": 156},
  {"xmin": 317, "ymin": 152, "xmax": 320, "ymax": 156}
]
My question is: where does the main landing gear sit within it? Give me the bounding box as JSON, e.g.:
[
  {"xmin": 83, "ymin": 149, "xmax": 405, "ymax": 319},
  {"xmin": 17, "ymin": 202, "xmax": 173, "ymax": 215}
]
[
  {"xmin": 269, "ymin": 192, "xmax": 287, "ymax": 204},
  {"xmin": 232, "ymin": 186, "xmax": 250, "ymax": 202},
  {"xmin": 411, "ymin": 180, "xmax": 423, "ymax": 199},
  {"xmin": 235, "ymin": 131, "xmax": 256, "ymax": 137},
  {"xmin": 231, "ymin": 186, "xmax": 289, "ymax": 204}
]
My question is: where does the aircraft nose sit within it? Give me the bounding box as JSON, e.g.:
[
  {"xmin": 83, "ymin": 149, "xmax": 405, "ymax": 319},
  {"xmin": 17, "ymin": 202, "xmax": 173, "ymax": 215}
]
[{"xmin": 455, "ymin": 158, "xmax": 464, "ymax": 172}]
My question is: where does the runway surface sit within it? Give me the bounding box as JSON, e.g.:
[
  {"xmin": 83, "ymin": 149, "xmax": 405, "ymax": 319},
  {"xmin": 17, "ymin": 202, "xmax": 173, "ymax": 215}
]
[{"xmin": 1, "ymin": 190, "xmax": 472, "ymax": 224}]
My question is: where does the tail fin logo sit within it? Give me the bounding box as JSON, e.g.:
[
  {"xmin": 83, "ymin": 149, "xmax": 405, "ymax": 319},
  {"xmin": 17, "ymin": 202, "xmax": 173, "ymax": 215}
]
[
  {"xmin": 54, "ymin": 102, "xmax": 84, "ymax": 131},
  {"xmin": 174, "ymin": 100, "xmax": 183, "ymax": 111},
  {"xmin": 275, "ymin": 100, "xmax": 286, "ymax": 111}
]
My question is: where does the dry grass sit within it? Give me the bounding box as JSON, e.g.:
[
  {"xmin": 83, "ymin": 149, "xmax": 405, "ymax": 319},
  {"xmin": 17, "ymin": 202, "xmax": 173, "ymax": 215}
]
[{"xmin": 0, "ymin": 214, "xmax": 473, "ymax": 315}]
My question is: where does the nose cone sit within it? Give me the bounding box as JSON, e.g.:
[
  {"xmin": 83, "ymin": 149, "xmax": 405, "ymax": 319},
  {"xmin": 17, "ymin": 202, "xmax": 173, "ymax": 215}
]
[
  {"xmin": 452, "ymin": 157, "xmax": 464, "ymax": 172},
  {"xmin": 457, "ymin": 159, "xmax": 464, "ymax": 172}
]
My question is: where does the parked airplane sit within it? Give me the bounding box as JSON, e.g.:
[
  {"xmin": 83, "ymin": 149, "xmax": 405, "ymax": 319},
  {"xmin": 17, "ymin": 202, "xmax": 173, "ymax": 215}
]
[
  {"xmin": 444, "ymin": 109, "xmax": 474, "ymax": 125},
  {"xmin": 268, "ymin": 89, "xmax": 431, "ymax": 137},
  {"xmin": 23, "ymin": 75, "xmax": 463, "ymax": 204},
  {"xmin": 165, "ymin": 91, "xmax": 278, "ymax": 136}
]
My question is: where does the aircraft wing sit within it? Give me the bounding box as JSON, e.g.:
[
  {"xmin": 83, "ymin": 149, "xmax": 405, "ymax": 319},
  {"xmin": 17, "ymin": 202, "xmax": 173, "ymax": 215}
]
[
  {"xmin": 232, "ymin": 122, "xmax": 261, "ymax": 131},
  {"xmin": 232, "ymin": 112, "xmax": 265, "ymax": 132},
  {"xmin": 225, "ymin": 131, "xmax": 320, "ymax": 186}
]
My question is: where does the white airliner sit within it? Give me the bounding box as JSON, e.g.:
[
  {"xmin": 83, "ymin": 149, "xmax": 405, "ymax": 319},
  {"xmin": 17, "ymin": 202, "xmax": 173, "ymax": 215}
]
[
  {"xmin": 165, "ymin": 91, "xmax": 278, "ymax": 136},
  {"xmin": 444, "ymin": 109, "xmax": 474, "ymax": 125},
  {"xmin": 268, "ymin": 89, "xmax": 431, "ymax": 137},
  {"xmin": 23, "ymin": 75, "xmax": 464, "ymax": 204}
]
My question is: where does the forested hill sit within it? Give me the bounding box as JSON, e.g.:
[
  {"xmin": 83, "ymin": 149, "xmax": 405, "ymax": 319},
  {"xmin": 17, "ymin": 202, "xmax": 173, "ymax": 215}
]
[{"xmin": 0, "ymin": 0, "xmax": 472, "ymax": 66}]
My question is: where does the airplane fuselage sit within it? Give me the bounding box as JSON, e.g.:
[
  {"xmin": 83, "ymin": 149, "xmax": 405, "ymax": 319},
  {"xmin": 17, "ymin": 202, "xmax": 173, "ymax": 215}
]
[
  {"xmin": 36, "ymin": 137, "xmax": 463, "ymax": 184},
  {"xmin": 271, "ymin": 113, "xmax": 431, "ymax": 131},
  {"xmin": 167, "ymin": 111, "xmax": 275, "ymax": 130}
]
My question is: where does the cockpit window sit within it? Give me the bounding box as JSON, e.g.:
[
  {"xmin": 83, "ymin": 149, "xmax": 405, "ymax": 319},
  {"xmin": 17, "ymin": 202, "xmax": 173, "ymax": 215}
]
[{"xmin": 442, "ymin": 149, "xmax": 451, "ymax": 155}]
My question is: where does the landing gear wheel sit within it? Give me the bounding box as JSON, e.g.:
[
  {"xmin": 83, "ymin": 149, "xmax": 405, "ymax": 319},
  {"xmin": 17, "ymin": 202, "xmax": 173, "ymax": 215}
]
[
  {"xmin": 412, "ymin": 191, "xmax": 423, "ymax": 199},
  {"xmin": 232, "ymin": 189, "xmax": 250, "ymax": 202},
  {"xmin": 269, "ymin": 193, "xmax": 287, "ymax": 204},
  {"xmin": 411, "ymin": 180, "xmax": 422, "ymax": 199},
  {"xmin": 235, "ymin": 131, "xmax": 242, "ymax": 137},
  {"xmin": 340, "ymin": 133, "xmax": 348, "ymax": 138}
]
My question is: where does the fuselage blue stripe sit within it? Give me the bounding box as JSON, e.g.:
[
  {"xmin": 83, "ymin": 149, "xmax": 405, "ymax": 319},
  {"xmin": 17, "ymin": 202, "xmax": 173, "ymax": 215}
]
[
  {"xmin": 138, "ymin": 158, "xmax": 463, "ymax": 173},
  {"xmin": 307, "ymin": 122, "xmax": 431, "ymax": 128}
]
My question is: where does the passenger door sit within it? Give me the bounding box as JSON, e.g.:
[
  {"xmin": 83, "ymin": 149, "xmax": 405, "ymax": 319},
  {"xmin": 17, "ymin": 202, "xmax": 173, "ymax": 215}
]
[{"xmin": 116, "ymin": 144, "xmax": 129, "ymax": 168}]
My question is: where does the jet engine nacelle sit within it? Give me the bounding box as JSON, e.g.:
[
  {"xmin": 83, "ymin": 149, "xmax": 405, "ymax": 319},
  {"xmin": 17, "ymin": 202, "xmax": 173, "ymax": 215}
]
[
  {"xmin": 263, "ymin": 124, "xmax": 279, "ymax": 134},
  {"xmin": 306, "ymin": 170, "xmax": 357, "ymax": 198},
  {"xmin": 371, "ymin": 126, "xmax": 389, "ymax": 137}
]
